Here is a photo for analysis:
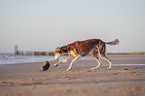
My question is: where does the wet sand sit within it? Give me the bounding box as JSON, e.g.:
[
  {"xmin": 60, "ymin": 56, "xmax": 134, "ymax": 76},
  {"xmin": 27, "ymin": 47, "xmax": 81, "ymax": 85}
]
[{"xmin": 0, "ymin": 55, "xmax": 145, "ymax": 96}]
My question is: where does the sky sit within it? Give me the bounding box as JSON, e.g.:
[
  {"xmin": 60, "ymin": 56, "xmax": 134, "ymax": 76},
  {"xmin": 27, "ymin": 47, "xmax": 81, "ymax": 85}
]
[{"xmin": 0, "ymin": 0, "xmax": 145, "ymax": 53}]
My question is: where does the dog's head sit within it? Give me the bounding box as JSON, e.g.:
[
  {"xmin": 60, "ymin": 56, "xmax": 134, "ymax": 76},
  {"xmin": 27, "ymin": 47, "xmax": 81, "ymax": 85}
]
[{"xmin": 54, "ymin": 46, "xmax": 68, "ymax": 61}]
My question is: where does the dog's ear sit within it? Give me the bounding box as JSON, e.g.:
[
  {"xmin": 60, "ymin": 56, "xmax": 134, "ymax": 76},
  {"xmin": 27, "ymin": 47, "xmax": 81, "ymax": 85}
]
[
  {"xmin": 59, "ymin": 47, "xmax": 64, "ymax": 52},
  {"xmin": 56, "ymin": 47, "xmax": 60, "ymax": 50},
  {"xmin": 58, "ymin": 47, "xmax": 61, "ymax": 50}
]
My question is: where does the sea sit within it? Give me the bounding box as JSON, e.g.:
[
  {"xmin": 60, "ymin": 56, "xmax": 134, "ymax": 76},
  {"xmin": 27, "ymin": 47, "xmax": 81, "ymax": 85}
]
[
  {"xmin": 0, "ymin": 53, "xmax": 56, "ymax": 65},
  {"xmin": 1, "ymin": 53, "xmax": 145, "ymax": 66},
  {"xmin": 0, "ymin": 53, "xmax": 93, "ymax": 65}
]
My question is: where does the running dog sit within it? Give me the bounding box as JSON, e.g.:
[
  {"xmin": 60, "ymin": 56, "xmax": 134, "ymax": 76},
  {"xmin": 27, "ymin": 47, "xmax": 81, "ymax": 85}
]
[{"xmin": 53, "ymin": 39, "xmax": 119, "ymax": 71}]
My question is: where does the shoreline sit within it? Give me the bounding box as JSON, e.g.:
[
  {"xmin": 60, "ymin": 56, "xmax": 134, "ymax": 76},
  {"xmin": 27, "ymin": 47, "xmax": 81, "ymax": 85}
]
[
  {"xmin": 0, "ymin": 55, "xmax": 145, "ymax": 96},
  {"xmin": 1, "ymin": 54, "xmax": 145, "ymax": 67},
  {"xmin": 1, "ymin": 54, "xmax": 145, "ymax": 65}
]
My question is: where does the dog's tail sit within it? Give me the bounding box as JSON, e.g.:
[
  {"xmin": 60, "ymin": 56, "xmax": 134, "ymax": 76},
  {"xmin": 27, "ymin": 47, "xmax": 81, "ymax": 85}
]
[{"xmin": 105, "ymin": 39, "xmax": 119, "ymax": 47}]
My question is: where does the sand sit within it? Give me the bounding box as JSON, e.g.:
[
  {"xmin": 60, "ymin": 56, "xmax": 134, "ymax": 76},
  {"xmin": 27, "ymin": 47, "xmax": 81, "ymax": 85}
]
[{"xmin": 0, "ymin": 55, "xmax": 145, "ymax": 96}]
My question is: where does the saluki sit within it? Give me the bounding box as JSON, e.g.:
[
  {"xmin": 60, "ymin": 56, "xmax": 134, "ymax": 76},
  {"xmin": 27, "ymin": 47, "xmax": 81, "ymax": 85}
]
[{"xmin": 53, "ymin": 39, "xmax": 119, "ymax": 71}]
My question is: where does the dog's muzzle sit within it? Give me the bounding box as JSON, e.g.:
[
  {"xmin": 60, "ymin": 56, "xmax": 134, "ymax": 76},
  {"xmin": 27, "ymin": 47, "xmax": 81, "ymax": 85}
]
[{"xmin": 54, "ymin": 53, "xmax": 60, "ymax": 62}]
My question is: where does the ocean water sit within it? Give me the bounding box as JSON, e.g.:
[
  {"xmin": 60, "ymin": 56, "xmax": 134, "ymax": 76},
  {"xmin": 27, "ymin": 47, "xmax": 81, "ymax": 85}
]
[
  {"xmin": 0, "ymin": 53, "xmax": 92, "ymax": 65},
  {"xmin": 1, "ymin": 53, "xmax": 145, "ymax": 66},
  {"xmin": 0, "ymin": 53, "xmax": 56, "ymax": 65}
]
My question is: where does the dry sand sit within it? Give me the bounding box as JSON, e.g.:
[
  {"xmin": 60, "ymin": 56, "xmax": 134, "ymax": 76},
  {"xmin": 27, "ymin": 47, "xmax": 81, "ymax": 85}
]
[{"xmin": 0, "ymin": 55, "xmax": 145, "ymax": 96}]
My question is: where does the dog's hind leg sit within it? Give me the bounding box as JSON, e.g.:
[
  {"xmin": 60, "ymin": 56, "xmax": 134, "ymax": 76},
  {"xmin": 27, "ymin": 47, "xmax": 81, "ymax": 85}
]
[
  {"xmin": 67, "ymin": 55, "xmax": 82, "ymax": 71},
  {"xmin": 91, "ymin": 49, "xmax": 103, "ymax": 70},
  {"xmin": 98, "ymin": 41, "xmax": 112, "ymax": 69},
  {"xmin": 100, "ymin": 54, "xmax": 112, "ymax": 70}
]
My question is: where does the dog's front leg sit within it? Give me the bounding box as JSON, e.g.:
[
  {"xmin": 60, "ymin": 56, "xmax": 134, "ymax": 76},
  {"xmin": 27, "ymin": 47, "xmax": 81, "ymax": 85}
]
[
  {"xmin": 53, "ymin": 58, "xmax": 72, "ymax": 67},
  {"xmin": 67, "ymin": 55, "xmax": 82, "ymax": 71}
]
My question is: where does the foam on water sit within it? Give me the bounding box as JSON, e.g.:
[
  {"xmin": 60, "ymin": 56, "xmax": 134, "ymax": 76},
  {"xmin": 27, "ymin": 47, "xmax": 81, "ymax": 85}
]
[
  {"xmin": 0, "ymin": 53, "xmax": 55, "ymax": 65},
  {"xmin": 0, "ymin": 53, "xmax": 145, "ymax": 66}
]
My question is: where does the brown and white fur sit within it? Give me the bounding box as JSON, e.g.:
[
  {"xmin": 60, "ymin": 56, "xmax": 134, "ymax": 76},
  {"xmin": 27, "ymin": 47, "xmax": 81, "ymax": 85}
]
[{"xmin": 53, "ymin": 39, "xmax": 119, "ymax": 71}]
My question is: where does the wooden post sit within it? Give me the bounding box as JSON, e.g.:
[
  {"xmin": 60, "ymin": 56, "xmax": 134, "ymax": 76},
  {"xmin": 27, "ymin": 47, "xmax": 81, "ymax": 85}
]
[{"xmin": 15, "ymin": 45, "xmax": 18, "ymax": 55}]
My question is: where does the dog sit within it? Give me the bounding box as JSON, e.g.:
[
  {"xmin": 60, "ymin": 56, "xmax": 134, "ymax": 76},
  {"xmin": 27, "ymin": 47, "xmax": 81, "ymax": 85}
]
[{"xmin": 53, "ymin": 39, "xmax": 119, "ymax": 71}]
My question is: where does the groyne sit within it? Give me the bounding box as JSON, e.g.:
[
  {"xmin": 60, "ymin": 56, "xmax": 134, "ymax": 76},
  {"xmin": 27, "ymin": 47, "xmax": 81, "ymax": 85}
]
[{"xmin": 14, "ymin": 45, "xmax": 54, "ymax": 56}]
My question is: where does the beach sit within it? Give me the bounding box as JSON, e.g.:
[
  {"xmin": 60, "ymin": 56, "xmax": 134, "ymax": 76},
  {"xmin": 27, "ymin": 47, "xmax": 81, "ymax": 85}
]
[{"xmin": 0, "ymin": 55, "xmax": 145, "ymax": 96}]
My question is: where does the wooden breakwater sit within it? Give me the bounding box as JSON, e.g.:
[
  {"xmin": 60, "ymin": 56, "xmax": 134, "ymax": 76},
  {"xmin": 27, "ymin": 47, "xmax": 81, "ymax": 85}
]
[{"xmin": 14, "ymin": 45, "xmax": 54, "ymax": 56}]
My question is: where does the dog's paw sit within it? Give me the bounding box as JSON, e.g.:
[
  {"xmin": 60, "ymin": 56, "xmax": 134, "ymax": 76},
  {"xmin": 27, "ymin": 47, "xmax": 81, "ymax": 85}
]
[
  {"xmin": 66, "ymin": 68, "xmax": 72, "ymax": 71},
  {"xmin": 53, "ymin": 64, "xmax": 58, "ymax": 67},
  {"xmin": 107, "ymin": 68, "xmax": 111, "ymax": 70},
  {"xmin": 91, "ymin": 67, "xmax": 96, "ymax": 70}
]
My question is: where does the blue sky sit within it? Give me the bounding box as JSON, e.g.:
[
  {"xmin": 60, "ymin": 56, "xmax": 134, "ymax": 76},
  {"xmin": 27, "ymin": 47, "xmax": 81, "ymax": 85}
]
[{"xmin": 0, "ymin": 0, "xmax": 145, "ymax": 53}]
